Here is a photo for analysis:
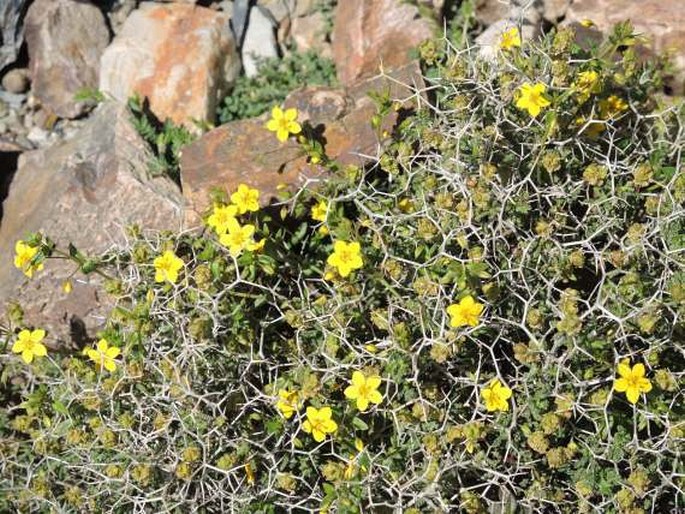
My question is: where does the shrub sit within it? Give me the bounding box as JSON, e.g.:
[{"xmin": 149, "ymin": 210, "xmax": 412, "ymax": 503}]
[
  {"xmin": 1, "ymin": 23, "xmax": 683, "ymax": 512},
  {"xmin": 217, "ymin": 49, "xmax": 337, "ymax": 124}
]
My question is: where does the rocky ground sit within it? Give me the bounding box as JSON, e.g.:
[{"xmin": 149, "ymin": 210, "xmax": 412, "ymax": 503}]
[{"xmin": 0, "ymin": 0, "xmax": 683, "ymax": 340}]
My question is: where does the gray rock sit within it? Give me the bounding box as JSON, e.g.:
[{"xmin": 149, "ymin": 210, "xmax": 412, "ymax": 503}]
[
  {"xmin": 0, "ymin": 101, "xmax": 184, "ymax": 342},
  {"xmin": 0, "ymin": 90, "xmax": 25, "ymax": 109},
  {"xmin": 242, "ymin": 5, "xmax": 279, "ymax": 77},
  {"xmin": 25, "ymin": 0, "xmax": 110, "ymax": 118},
  {"xmin": 1, "ymin": 68, "xmax": 30, "ymax": 94},
  {"xmin": 0, "ymin": 0, "xmax": 28, "ymax": 71}
]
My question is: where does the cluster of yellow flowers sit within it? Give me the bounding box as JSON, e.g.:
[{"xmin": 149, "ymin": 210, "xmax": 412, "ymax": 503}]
[
  {"xmin": 205, "ymin": 184, "xmax": 265, "ymax": 257},
  {"xmin": 276, "ymin": 370, "xmax": 383, "ymax": 442},
  {"xmin": 12, "ymin": 329, "xmax": 121, "ymax": 372}
]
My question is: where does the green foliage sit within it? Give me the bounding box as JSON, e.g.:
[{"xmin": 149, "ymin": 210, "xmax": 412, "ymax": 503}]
[
  {"xmin": 127, "ymin": 94, "xmax": 195, "ymax": 184},
  {"xmin": 217, "ymin": 49, "xmax": 337, "ymax": 124},
  {"xmin": 2, "ymin": 23, "xmax": 684, "ymax": 513}
]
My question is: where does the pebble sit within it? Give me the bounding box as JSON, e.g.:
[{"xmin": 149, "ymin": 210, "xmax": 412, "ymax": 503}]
[
  {"xmin": 1, "ymin": 68, "xmax": 30, "ymax": 94},
  {"xmin": 27, "ymin": 126, "xmax": 49, "ymax": 145}
]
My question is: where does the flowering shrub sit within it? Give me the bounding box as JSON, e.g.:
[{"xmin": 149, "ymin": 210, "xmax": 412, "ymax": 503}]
[{"xmin": 1, "ymin": 22, "xmax": 684, "ymax": 513}]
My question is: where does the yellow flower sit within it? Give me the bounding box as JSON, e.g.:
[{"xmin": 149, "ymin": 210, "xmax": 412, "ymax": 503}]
[
  {"xmin": 153, "ymin": 250, "xmax": 184, "ymax": 284},
  {"xmin": 580, "ymin": 19, "xmax": 595, "ymax": 28},
  {"xmin": 613, "ymin": 360, "xmax": 652, "ymax": 404},
  {"xmin": 244, "ymin": 462, "xmax": 256, "ymax": 485},
  {"xmin": 344, "ymin": 370, "xmax": 383, "ymax": 412},
  {"xmin": 446, "ymin": 295, "xmax": 485, "ymax": 328},
  {"xmin": 311, "ymin": 200, "xmax": 328, "ymax": 222},
  {"xmin": 499, "ymin": 27, "xmax": 521, "ymax": 51},
  {"xmin": 14, "ymin": 240, "xmax": 43, "ymax": 278},
  {"xmin": 599, "ymin": 95, "xmax": 628, "ymax": 119},
  {"xmin": 344, "ymin": 439, "xmax": 367, "ymax": 480},
  {"xmin": 62, "ymin": 280, "xmax": 73, "ymax": 294},
  {"xmin": 248, "ymin": 238, "xmax": 266, "ymax": 252},
  {"xmin": 398, "ymin": 198, "xmax": 414, "ymax": 213},
  {"xmin": 276, "ymin": 389, "xmax": 300, "ymax": 419},
  {"xmin": 266, "ymin": 106, "xmax": 302, "ymax": 142},
  {"xmin": 207, "ymin": 204, "xmax": 238, "ymax": 234},
  {"xmin": 12, "ymin": 329, "xmax": 47, "ymax": 364},
  {"xmin": 481, "ymin": 378, "xmax": 513, "ymax": 412},
  {"xmin": 574, "ymin": 70, "xmax": 600, "ymax": 102},
  {"xmin": 515, "ymin": 82, "xmax": 551, "ymax": 117},
  {"xmin": 219, "ymin": 218, "xmax": 257, "ymax": 257},
  {"xmin": 327, "ymin": 241, "xmax": 363, "ymax": 278},
  {"xmin": 86, "ymin": 338, "xmax": 121, "ymax": 372},
  {"xmin": 230, "ymin": 184, "xmax": 260, "ymax": 214},
  {"xmin": 301, "ymin": 406, "xmax": 338, "ymax": 442}
]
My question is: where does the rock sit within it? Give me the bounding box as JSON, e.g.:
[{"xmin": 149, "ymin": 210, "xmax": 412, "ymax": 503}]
[
  {"xmin": 0, "ymin": 102, "xmax": 184, "ymax": 342},
  {"xmin": 0, "ymin": 0, "xmax": 28, "ymax": 71},
  {"xmin": 474, "ymin": 0, "xmax": 510, "ymax": 27},
  {"xmin": 242, "ymin": 5, "xmax": 279, "ymax": 77},
  {"xmin": 332, "ymin": 0, "xmax": 434, "ymax": 85},
  {"xmin": 0, "ymin": 90, "xmax": 24, "ymax": 109},
  {"xmin": 565, "ymin": 0, "xmax": 685, "ymax": 94},
  {"xmin": 541, "ymin": 0, "xmax": 571, "ymax": 22},
  {"xmin": 108, "ymin": 0, "xmax": 138, "ymax": 35},
  {"xmin": 0, "ymin": 137, "xmax": 28, "ymax": 152},
  {"xmin": 474, "ymin": 0, "xmax": 543, "ymax": 26},
  {"xmin": 100, "ymin": 2, "xmax": 240, "ymax": 129},
  {"xmin": 258, "ymin": 0, "xmax": 296, "ymax": 24},
  {"xmin": 24, "ymin": 0, "xmax": 109, "ymax": 119},
  {"xmin": 26, "ymin": 126, "xmax": 48, "ymax": 145},
  {"xmin": 179, "ymin": 61, "xmax": 425, "ymax": 223},
  {"xmin": 290, "ymin": 12, "xmax": 332, "ymax": 55},
  {"xmin": 1, "ymin": 68, "xmax": 29, "ymax": 94}
]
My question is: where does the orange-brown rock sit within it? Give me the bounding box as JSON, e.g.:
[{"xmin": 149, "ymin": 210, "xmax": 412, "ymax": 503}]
[
  {"xmin": 332, "ymin": 0, "xmax": 433, "ymax": 85},
  {"xmin": 565, "ymin": 0, "xmax": 685, "ymax": 94},
  {"xmin": 99, "ymin": 2, "xmax": 240, "ymax": 128},
  {"xmin": 179, "ymin": 62, "xmax": 425, "ymax": 223}
]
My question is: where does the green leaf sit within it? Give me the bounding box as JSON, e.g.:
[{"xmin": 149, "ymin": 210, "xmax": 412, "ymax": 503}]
[{"xmin": 352, "ymin": 416, "xmax": 369, "ymax": 431}]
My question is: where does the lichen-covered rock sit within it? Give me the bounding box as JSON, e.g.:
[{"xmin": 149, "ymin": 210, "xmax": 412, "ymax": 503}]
[{"xmin": 179, "ymin": 62, "xmax": 424, "ymax": 223}]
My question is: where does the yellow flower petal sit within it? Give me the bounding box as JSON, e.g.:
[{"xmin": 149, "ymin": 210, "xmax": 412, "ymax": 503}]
[{"xmin": 626, "ymin": 388, "xmax": 640, "ymax": 404}]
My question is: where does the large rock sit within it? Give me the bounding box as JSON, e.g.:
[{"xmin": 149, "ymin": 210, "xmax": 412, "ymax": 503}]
[
  {"xmin": 565, "ymin": 0, "xmax": 685, "ymax": 94},
  {"xmin": 179, "ymin": 62, "xmax": 425, "ymax": 222},
  {"xmin": 24, "ymin": 0, "xmax": 110, "ymax": 119},
  {"xmin": 332, "ymin": 0, "xmax": 433, "ymax": 85},
  {"xmin": 290, "ymin": 11, "xmax": 332, "ymax": 56},
  {"xmin": 242, "ymin": 5, "xmax": 279, "ymax": 77},
  {"xmin": 0, "ymin": 102, "xmax": 184, "ymax": 342},
  {"xmin": 99, "ymin": 2, "xmax": 241, "ymax": 128}
]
